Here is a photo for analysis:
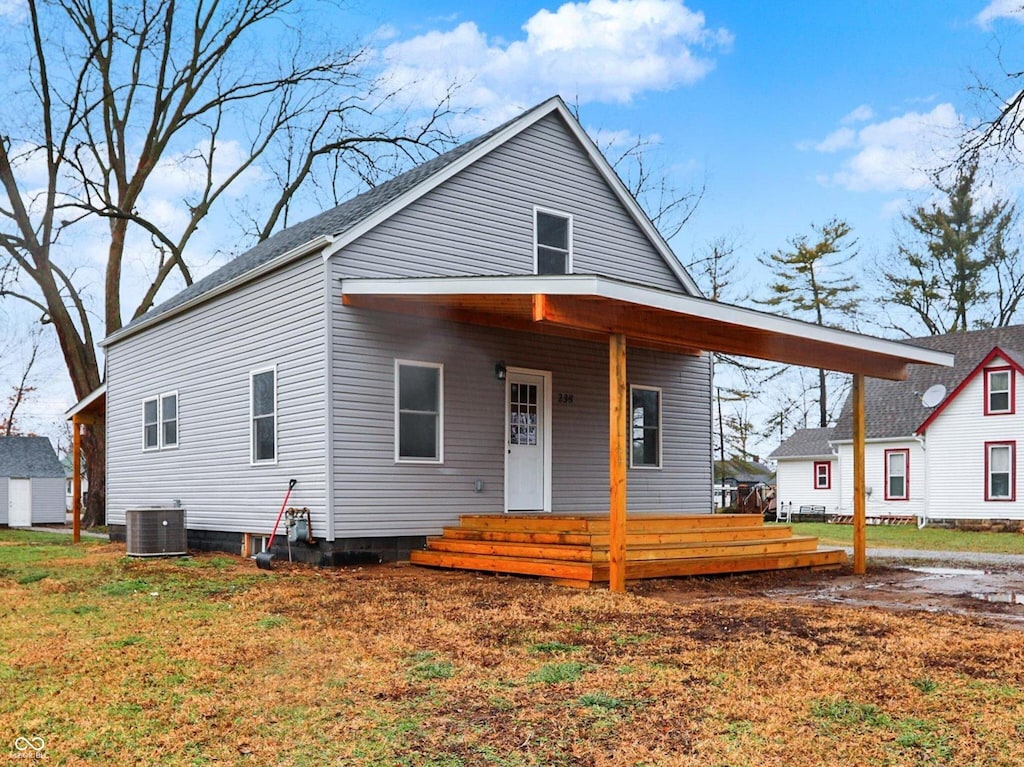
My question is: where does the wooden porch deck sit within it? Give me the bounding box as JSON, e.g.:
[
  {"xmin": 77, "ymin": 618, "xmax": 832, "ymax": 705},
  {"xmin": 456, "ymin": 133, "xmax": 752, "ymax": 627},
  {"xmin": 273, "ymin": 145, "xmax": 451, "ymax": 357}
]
[{"xmin": 410, "ymin": 513, "xmax": 847, "ymax": 587}]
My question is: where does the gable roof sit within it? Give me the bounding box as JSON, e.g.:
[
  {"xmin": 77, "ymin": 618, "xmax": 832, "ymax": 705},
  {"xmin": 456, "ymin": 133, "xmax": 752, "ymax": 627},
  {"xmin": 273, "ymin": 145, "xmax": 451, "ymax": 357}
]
[
  {"xmin": 714, "ymin": 457, "xmax": 775, "ymax": 483},
  {"xmin": 769, "ymin": 427, "xmax": 835, "ymax": 459},
  {"xmin": 103, "ymin": 96, "xmax": 699, "ymax": 347},
  {"xmin": 915, "ymin": 345, "xmax": 1024, "ymax": 433},
  {"xmin": 833, "ymin": 325, "xmax": 1024, "ymax": 441},
  {"xmin": 0, "ymin": 436, "xmax": 64, "ymax": 478}
]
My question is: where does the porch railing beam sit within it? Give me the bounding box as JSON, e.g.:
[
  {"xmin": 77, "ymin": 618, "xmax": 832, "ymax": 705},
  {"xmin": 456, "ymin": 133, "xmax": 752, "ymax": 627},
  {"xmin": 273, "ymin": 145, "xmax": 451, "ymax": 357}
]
[{"xmin": 609, "ymin": 333, "xmax": 628, "ymax": 592}]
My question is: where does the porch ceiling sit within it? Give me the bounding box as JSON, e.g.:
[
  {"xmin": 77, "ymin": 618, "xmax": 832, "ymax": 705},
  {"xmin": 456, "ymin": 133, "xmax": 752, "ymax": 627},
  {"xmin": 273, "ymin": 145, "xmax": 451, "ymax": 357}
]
[{"xmin": 340, "ymin": 275, "xmax": 954, "ymax": 381}]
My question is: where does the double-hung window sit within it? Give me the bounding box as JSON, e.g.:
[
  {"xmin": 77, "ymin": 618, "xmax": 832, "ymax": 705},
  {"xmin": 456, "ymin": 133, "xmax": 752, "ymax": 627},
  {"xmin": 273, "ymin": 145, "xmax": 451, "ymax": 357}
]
[
  {"xmin": 985, "ymin": 368, "xmax": 1014, "ymax": 415},
  {"xmin": 813, "ymin": 461, "xmax": 831, "ymax": 490},
  {"xmin": 251, "ymin": 368, "xmax": 277, "ymax": 463},
  {"xmin": 143, "ymin": 392, "xmax": 178, "ymax": 450},
  {"xmin": 884, "ymin": 449, "xmax": 909, "ymax": 501},
  {"xmin": 629, "ymin": 385, "xmax": 661, "ymax": 468},
  {"xmin": 986, "ymin": 442, "xmax": 1015, "ymax": 501},
  {"xmin": 396, "ymin": 360, "xmax": 443, "ymax": 463},
  {"xmin": 535, "ymin": 209, "xmax": 572, "ymax": 275}
]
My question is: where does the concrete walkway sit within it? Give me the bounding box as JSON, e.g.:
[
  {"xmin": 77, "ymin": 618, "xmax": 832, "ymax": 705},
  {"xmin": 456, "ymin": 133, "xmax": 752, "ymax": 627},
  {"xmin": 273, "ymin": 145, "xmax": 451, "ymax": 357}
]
[{"xmin": 845, "ymin": 546, "xmax": 1024, "ymax": 569}]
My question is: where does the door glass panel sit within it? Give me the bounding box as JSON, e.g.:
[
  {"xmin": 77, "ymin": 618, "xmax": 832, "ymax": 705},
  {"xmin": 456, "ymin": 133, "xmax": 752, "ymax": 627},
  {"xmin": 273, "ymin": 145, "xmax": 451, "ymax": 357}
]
[{"xmin": 510, "ymin": 383, "xmax": 538, "ymax": 446}]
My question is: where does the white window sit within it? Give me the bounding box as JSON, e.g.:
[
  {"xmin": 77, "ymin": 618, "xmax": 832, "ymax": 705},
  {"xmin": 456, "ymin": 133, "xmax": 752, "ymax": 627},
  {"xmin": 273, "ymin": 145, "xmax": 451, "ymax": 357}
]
[
  {"xmin": 885, "ymin": 449, "xmax": 909, "ymax": 501},
  {"xmin": 814, "ymin": 461, "xmax": 831, "ymax": 490},
  {"xmin": 250, "ymin": 368, "xmax": 277, "ymax": 464},
  {"xmin": 987, "ymin": 442, "xmax": 1015, "ymax": 501},
  {"xmin": 986, "ymin": 369, "xmax": 1013, "ymax": 415},
  {"xmin": 630, "ymin": 385, "xmax": 661, "ymax": 468},
  {"xmin": 535, "ymin": 209, "xmax": 572, "ymax": 275},
  {"xmin": 395, "ymin": 360, "xmax": 443, "ymax": 463},
  {"xmin": 143, "ymin": 392, "xmax": 178, "ymax": 451}
]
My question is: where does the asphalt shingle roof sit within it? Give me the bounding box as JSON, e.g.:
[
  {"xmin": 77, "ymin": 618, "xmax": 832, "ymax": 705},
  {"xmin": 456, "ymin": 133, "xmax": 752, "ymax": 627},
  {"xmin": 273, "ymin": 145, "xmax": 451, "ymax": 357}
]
[
  {"xmin": 769, "ymin": 427, "xmax": 835, "ymax": 459},
  {"xmin": 118, "ymin": 106, "xmax": 534, "ymax": 335},
  {"xmin": 0, "ymin": 436, "xmax": 64, "ymax": 478},
  {"xmin": 832, "ymin": 325, "xmax": 1024, "ymax": 440}
]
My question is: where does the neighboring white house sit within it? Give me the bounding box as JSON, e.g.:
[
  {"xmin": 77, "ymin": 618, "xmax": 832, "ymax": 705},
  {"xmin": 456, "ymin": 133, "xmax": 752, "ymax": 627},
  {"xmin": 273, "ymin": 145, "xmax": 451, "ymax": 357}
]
[
  {"xmin": 768, "ymin": 427, "xmax": 840, "ymax": 514},
  {"xmin": 774, "ymin": 326, "xmax": 1024, "ymax": 528},
  {"xmin": 0, "ymin": 436, "xmax": 66, "ymax": 526}
]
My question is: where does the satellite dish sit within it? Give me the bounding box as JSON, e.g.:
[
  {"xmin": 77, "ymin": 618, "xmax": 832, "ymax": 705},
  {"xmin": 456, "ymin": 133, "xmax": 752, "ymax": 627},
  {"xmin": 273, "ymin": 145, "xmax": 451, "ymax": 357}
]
[{"xmin": 920, "ymin": 384, "xmax": 947, "ymax": 408}]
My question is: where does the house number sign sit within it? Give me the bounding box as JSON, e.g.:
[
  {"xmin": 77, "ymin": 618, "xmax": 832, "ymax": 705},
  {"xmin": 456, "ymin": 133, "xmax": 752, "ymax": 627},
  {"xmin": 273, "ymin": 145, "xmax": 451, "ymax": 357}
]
[{"xmin": 557, "ymin": 392, "xmax": 575, "ymax": 404}]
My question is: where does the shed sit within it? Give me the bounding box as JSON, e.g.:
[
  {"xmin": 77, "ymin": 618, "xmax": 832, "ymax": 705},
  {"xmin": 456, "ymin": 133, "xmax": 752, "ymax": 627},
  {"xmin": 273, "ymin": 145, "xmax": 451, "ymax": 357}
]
[{"xmin": 0, "ymin": 436, "xmax": 66, "ymax": 526}]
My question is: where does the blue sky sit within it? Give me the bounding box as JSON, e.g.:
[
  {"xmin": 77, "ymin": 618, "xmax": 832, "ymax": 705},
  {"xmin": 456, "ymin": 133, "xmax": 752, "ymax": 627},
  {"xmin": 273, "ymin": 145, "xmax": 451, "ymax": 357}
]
[{"xmin": 5, "ymin": 0, "xmax": 1024, "ymax": 444}]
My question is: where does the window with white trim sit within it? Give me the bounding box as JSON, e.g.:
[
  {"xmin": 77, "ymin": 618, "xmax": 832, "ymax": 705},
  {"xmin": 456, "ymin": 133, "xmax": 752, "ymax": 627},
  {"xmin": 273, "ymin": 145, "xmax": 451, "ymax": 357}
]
[
  {"xmin": 986, "ymin": 442, "xmax": 1015, "ymax": 501},
  {"xmin": 396, "ymin": 361, "xmax": 443, "ymax": 462},
  {"xmin": 985, "ymin": 368, "xmax": 1013, "ymax": 415},
  {"xmin": 250, "ymin": 368, "xmax": 277, "ymax": 463},
  {"xmin": 143, "ymin": 392, "xmax": 178, "ymax": 450},
  {"xmin": 535, "ymin": 209, "xmax": 572, "ymax": 275},
  {"xmin": 884, "ymin": 449, "xmax": 909, "ymax": 501},
  {"xmin": 813, "ymin": 461, "xmax": 831, "ymax": 490},
  {"xmin": 630, "ymin": 385, "xmax": 661, "ymax": 468}
]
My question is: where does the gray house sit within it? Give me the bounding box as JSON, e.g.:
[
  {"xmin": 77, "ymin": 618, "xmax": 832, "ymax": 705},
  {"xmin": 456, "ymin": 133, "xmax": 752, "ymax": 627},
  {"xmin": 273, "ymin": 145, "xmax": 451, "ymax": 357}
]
[
  {"xmin": 1, "ymin": 436, "xmax": 66, "ymax": 526},
  {"xmin": 91, "ymin": 96, "xmax": 951, "ymax": 575}
]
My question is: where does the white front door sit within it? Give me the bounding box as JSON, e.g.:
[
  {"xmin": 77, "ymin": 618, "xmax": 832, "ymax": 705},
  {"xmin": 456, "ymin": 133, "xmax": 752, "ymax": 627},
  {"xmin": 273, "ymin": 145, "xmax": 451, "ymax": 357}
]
[
  {"xmin": 8, "ymin": 479, "xmax": 32, "ymax": 527},
  {"xmin": 506, "ymin": 370, "xmax": 550, "ymax": 511}
]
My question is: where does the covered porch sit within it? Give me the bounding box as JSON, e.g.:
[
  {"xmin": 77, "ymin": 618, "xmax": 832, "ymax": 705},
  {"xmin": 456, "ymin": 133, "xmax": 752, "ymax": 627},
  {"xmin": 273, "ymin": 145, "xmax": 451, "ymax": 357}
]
[{"xmin": 342, "ymin": 274, "xmax": 954, "ymax": 591}]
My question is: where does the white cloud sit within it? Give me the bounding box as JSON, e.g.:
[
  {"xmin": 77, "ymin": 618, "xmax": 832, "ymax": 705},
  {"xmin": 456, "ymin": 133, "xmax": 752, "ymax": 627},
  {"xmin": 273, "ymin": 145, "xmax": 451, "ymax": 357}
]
[
  {"xmin": 0, "ymin": 0, "xmax": 26, "ymax": 23},
  {"xmin": 379, "ymin": 0, "xmax": 732, "ymax": 126},
  {"xmin": 806, "ymin": 104, "xmax": 963, "ymax": 193},
  {"xmin": 976, "ymin": 0, "xmax": 1024, "ymax": 28},
  {"xmin": 841, "ymin": 104, "xmax": 874, "ymax": 124}
]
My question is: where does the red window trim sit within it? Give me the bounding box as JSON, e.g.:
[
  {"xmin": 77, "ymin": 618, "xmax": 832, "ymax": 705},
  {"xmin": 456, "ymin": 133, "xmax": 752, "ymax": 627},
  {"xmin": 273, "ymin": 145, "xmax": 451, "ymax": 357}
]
[
  {"xmin": 884, "ymin": 448, "xmax": 910, "ymax": 501},
  {"xmin": 984, "ymin": 366, "xmax": 1015, "ymax": 416},
  {"xmin": 813, "ymin": 461, "xmax": 831, "ymax": 490},
  {"xmin": 984, "ymin": 440, "xmax": 1016, "ymax": 502}
]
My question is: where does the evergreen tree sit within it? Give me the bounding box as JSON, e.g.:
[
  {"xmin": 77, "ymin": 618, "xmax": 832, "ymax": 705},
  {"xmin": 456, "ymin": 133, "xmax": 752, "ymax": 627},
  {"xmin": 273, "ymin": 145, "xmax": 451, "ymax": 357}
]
[
  {"xmin": 758, "ymin": 218, "xmax": 860, "ymax": 428},
  {"xmin": 881, "ymin": 163, "xmax": 1021, "ymax": 334}
]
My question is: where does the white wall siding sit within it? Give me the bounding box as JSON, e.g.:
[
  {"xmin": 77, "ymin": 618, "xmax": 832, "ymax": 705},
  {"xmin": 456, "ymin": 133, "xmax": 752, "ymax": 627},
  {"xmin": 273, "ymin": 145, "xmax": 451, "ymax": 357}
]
[
  {"xmin": 0, "ymin": 479, "xmax": 7, "ymax": 524},
  {"xmin": 924, "ymin": 365, "xmax": 1024, "ymax": 520},
  {"xmin": 836, "ymin": 440, "xmax": 925, "ymax": 519},
  {"xmin": 775, "ymin": 458, "xmax": 840, "ymax": 512},
  {"xmin": 331, "ymin": 297, "xmax": 712, "ymax": 536},
  {"xmin": 338, "ymin": 113, "xmax": 688, "ymax": 292},
  {"xmin": 106, "ymin": 255, "xmax": 328, "ymax": 537},
  {"xmin": 31, "ymin": 478, "xmax": 65, "ymax": 523}
]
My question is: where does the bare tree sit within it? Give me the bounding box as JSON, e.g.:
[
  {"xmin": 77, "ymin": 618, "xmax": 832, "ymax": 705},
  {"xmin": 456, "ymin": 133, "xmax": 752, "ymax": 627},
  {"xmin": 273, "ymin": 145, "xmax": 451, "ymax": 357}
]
[
  {"xmin": 0, "ymin": 0, "xmax": 456, "ymax": 525},
  {"xmin": 1, "ymin": 331, "xmax": 40, "ymax": 437}
]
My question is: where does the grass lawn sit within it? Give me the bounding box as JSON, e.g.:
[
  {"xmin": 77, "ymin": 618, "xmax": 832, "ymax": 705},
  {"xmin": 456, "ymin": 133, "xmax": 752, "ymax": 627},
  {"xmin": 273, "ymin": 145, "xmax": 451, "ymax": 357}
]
[
  {"xmin": 788, "ymin": 522, "xmax": 1024, "ymax": 554},
  {"xmin": 2, "ymin": 529, "xmax": 1023, "ymax": 766}
]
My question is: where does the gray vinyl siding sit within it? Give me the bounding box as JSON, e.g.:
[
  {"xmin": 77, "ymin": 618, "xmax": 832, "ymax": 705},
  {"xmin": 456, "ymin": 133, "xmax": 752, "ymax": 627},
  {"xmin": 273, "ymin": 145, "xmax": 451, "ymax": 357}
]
[
  {"xmin": 0, "ymin": 479, "xmax": 7, "ymax": 524},
  {"xmin": 330, "ymin": 282, "xmax": 712, "ymax": 537},
  {"xmin": 30, "ymin": 478, "xmax": 65, "ymax": 523},
  {"xmin": 338, "ymin": 113, "xmax": 688, "ymax": 292},
  {"xmin": 105, "ymin": 255, "xmax": 328, "ymax": 537}
]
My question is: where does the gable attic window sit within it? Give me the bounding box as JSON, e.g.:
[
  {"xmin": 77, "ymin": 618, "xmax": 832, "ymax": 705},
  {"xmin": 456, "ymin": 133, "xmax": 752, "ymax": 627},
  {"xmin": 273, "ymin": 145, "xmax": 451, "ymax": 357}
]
[
  {"xmin": 884, "ymin": 448, "xmax": 909, "ymax": 501},
  {"xmin": 986, "ymin": 442, "xmax": 1015, "ymax": 501},
  {"xmin": 985, "ymin": 368, "xmax": 1014, "ymax": 415},
  {"xmin": 535, "ymin": 209, "xmax": 572, "ymax": 275},
  {"xmin": 250, "ymin": 367, "xmax": 277, "ymax": 464},
  {"xmin": 395, "ymin": 360, "xmax": 443, "ymax": 463},
  {"xmin": 143, "ymin": 392, "xmax": 178, "ymax": 451},
  {"xmin": 813, "ymin": 461, "xmax": 831, "ymax": 490}
]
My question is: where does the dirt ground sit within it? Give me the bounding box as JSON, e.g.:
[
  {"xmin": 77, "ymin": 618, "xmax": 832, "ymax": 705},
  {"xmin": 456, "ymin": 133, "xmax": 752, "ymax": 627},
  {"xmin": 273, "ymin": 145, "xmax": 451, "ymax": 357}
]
[{"xmin": 641, "ymin": 562, "xmax": 1024, "ymax": 630}]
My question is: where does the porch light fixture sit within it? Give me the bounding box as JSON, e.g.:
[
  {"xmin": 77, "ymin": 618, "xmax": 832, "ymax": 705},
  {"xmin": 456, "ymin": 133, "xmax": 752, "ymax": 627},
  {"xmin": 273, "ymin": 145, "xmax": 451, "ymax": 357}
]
[{"xmin": 494, "ymin": 361, "xmax": 507, "ymax": 381}]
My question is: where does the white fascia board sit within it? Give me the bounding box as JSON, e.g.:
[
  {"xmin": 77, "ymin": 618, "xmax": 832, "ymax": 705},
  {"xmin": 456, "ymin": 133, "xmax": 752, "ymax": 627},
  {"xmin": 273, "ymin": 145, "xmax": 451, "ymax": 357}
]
[
  {"xmin": 101, "ymin": 234, "xmax": 335, "ymax": 347},
  {"xmin": 321, "ymin": 97, "xmax": 565, "ymax": 262},
  {"xmin": 773, "ymin": 454, "xmax": 834, "ymax": 461},
  {"xmin": 340, "ymin": 274, "xmax": 955, "ymax": 369},
  {"xmin": 830, "ymin": 436, "xmax": 921, "ymax": 446},
  {"xmin": 65, "ymin": 383, "xmax": 107, "ymax": 420}
]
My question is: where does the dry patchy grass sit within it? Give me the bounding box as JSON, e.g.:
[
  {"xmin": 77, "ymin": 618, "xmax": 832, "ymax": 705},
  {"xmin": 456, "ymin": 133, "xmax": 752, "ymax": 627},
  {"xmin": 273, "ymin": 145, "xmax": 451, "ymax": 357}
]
[{"xmin": 1, "ymin": 530, "xmax": 1023, "ymax": 766}]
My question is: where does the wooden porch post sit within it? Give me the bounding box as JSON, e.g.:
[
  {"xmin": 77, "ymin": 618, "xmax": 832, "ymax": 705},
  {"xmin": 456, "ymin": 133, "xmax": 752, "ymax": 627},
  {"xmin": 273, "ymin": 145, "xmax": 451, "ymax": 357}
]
[
  {"xmin": 852, "ymin": 373, "xmax": 866, "ymax": 574},
  {"xmin": 72, "ymin": 417, "xmax": 82, "ymax": 544},
  {"xmin": 609, "ymin": 333, "xmax": 628, "ymax": 592}
]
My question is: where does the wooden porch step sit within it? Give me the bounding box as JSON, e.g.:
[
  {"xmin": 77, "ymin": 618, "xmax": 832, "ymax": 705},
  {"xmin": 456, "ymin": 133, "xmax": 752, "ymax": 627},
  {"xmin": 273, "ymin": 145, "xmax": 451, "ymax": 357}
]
[
  {"xmin": 409, "ymin": 549, "xmax": 596, "ymax": 582},
  {"xmin": 425, "ymin": 537, "xmax": 594, "ymax": 562},
  {"xmin": 594, "ymin": 547, "xmax": 848, "ymax": 580},
  {"xmin": 443, "ymin": 524, "xmax": 791, "ymax": 547},
  {"xmin": 457, "ymin": 513, "xmax": 765, "ymax": 534}
]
